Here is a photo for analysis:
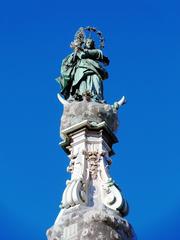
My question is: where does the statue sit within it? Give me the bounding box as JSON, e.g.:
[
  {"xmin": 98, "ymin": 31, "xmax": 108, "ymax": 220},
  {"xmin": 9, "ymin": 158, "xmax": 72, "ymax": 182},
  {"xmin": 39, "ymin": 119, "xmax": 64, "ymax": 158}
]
[
  {"xmin": 57, "ymin": 27, "xmax": 109, "ymax": 102},
  {"xmin": 46, "ymin": 26, "xmax": 136, "ymax": 240}
]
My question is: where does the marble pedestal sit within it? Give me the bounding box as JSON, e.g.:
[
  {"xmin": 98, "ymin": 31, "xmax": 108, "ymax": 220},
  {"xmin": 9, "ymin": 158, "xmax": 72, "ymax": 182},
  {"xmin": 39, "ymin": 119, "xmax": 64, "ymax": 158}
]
[{"xmin": 46, "ymin": 99, "xmax": 136, "ymax": 240}]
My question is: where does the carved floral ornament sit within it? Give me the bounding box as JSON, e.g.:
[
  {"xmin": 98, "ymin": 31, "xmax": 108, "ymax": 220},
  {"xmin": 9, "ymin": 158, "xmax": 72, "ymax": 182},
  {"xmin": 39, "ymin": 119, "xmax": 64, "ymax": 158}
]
[
  {"xmin": 71, "ymin": 26, "xmax": 105, "ymax": 50},
  {"xmin": 67, "ymin": 153, "xmax": 77, "ymax": 173},
  {"xmin": 83, "ymin": 150, "xmax": 105, "ymax": 179}
]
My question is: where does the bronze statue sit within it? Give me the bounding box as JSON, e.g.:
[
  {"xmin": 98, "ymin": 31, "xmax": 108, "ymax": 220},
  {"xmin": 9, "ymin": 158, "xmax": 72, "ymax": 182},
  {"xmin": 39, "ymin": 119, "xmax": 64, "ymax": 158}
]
[{"xmin": 57, "ymin": 27, "xmax": 109, "ymax": 102}]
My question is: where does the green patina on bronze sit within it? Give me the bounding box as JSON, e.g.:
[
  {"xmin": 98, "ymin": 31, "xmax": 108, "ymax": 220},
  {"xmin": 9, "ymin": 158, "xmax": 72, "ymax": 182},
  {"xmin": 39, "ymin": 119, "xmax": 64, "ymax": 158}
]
[{"xmin": 57, "ymin": 28, "xmax": 109, "ymax": 102}]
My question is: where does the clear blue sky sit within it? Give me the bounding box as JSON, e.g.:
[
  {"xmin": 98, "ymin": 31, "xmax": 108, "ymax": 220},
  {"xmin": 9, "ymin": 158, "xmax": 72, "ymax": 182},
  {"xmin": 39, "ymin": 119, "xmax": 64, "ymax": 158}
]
[{"xmin": 0, "ymin": 0, "xmax": 179, "ymax": 239}]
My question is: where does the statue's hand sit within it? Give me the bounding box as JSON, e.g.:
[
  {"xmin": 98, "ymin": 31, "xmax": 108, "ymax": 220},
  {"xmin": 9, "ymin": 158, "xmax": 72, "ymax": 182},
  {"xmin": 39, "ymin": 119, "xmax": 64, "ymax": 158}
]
[{"xmin": 103, "ymin": 56, "xmax": 110, "ymax": 66}]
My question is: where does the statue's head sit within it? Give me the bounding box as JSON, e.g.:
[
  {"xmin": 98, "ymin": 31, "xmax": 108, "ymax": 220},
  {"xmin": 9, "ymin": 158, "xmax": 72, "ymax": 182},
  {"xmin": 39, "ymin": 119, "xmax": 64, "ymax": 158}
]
[{"xmin": 85, "ymin": 38, "xmax": 95, "ymax": 49}]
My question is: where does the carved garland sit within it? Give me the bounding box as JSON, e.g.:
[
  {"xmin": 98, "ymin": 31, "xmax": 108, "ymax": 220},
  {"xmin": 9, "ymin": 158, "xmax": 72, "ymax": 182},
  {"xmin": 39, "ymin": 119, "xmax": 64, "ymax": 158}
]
[
  {"xmin": 70, "ymin": 26, "xmax": 105, "ymax": 50},
  {"xmin": 84, "ymin": 151, "xmax": 105, "ymax": 180}
]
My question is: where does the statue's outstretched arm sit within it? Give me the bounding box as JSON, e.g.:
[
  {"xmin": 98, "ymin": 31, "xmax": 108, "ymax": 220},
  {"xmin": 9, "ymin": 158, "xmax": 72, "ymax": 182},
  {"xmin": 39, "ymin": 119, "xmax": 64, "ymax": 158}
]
[{"xmin": 102, "ymin": 55, "xmax": 110, "ymax": 65}]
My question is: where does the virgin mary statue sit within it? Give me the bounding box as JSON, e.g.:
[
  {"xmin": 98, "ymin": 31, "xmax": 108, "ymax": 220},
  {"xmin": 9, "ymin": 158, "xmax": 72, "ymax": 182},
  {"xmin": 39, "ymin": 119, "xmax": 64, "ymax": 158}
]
[{"xmin": 58, "ymin": 27, "xmax": 109, "ymax": 102}]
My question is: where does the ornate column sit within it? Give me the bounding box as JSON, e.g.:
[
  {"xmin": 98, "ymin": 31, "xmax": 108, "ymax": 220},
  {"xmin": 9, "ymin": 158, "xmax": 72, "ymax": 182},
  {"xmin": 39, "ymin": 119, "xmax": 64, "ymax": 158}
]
[{"xmin": 46, "ymin": 97, "xmax": 136, "ymax": 240}]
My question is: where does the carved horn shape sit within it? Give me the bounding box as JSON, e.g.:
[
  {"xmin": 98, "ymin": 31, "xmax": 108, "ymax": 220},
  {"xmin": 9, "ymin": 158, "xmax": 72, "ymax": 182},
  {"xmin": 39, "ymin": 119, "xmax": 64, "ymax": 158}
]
[
  {"xmin": 117, "ymin": 96, "xmax": 126, "ymax": 107},
  {"xmin": 57, "ymin": 93, "xmax": 69, "ymax": 105}
]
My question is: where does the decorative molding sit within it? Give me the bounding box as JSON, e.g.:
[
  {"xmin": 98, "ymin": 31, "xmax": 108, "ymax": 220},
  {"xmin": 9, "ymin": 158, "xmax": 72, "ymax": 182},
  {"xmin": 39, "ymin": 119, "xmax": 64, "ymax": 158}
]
[
  {"xmin": 84, "ymin": 151, "xmax": 104, "ymax": 180},
  {"xmin": 61, "ymin": 150, "xmax": 88, "ymax": 209},
  {"xmin": 47, "ymin": 102, "xmax": 135, "ymax": 239}
]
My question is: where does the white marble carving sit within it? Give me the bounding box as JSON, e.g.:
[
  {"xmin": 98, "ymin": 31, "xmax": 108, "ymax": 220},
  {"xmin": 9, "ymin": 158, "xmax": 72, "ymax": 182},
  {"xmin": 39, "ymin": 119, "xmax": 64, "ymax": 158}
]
[
  {"xmin": 59, "ymin": 123, "xmax": 128, "ymax": 216},
  {"xmin": 47, "ymin": 99, "xmax": 136, "ymax": 240},
  {"xmin": 61, "ymin": 150, "xmax": 88, "ymax": 209}
]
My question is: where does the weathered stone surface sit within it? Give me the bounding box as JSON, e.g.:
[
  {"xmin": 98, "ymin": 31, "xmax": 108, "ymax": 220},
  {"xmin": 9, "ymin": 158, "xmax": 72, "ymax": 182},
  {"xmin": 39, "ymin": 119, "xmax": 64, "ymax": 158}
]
[
  {"xmin": 47, "ymin": 98, "xmax": 136, "ymax": 240},
  {"xmin": 47, "ymin": 95, "xmax": 136, "ymax": 240},
  {"xmin": 47, "ymin": 206, "xmax": 136, "ymax": 240},
  {"xmin": 60, "ymin": 98, "xmax": 118, "ymax": 132},
  {"xmin": 47, "ymin": 120, "xmax": 136, "ymax": 240}
]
